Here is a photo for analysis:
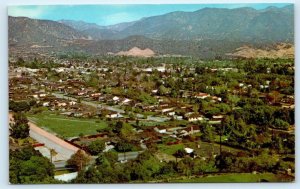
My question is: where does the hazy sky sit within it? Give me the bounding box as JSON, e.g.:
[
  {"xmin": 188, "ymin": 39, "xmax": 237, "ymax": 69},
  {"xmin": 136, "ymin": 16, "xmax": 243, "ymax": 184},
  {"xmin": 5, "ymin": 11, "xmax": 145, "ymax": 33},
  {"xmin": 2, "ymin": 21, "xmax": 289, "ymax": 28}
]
[{"xmin": 8, "ymin": 3, "xmax": 292, "ymax": 26}]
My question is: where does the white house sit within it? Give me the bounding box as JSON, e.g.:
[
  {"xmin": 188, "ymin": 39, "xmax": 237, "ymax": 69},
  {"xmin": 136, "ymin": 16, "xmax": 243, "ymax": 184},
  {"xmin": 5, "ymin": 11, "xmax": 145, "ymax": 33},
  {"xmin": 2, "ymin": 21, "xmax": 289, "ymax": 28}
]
[
  {"xmin": 154, "ymin": 127, "xmax": 167, "ymax": 134},
  {"xmin": 106, "ymin": 113, "xmax": 123, "ymax": 119},
  {"xmin": 42, "ymin": 102, "xmax": 50, "ymax": 107},
  {"xmin": 122, "ymin": 98, "xmax": 131, "ymax": 105},
  {"xmin": 69, "ymin": 101, "xmax": 77, "ymax": 106},
  {"xmin": 57, "ymin": 102, "xmax": 67, "ymax": 107},
  {"xmin": 184, "ymin": 148, "xmax": 194, "ymax": 154},
  {"xmin": 113, "ymin": 96, "xmax": 120, "ymax": 102}
]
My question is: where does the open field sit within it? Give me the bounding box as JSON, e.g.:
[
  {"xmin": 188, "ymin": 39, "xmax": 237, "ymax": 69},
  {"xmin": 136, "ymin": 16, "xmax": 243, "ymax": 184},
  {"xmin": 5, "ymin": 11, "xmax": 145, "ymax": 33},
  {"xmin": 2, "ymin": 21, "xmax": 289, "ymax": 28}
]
[
  {"xmin": 28, "ymin": 112, "xmax": 107, "ymax": 138},
  {"xmin": 170, "ymin": 173, "xmax": 292, "ymax": 183},
  {"xmin": 158, "ymin": 141, "xmax": 244, "ymax": 157}
]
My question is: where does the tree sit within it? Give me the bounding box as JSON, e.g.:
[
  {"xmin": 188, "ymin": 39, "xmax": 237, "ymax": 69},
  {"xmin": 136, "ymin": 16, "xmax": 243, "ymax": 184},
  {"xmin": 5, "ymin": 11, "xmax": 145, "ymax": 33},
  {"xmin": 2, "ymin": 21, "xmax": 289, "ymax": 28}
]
[
  {"xmin": 50, "ymin": 149, "xmax": 58, "ymax": 163},
  {"xmin": 273, "ymin": 119, "xmax": 289, "ymax": 130},
  {"xmin": 158, "ymin": 85, "xmax": 169, "ymax": 96},
  {"xmin": 10, "ymin": 113, "xmax": 29, "ymax": 139},
  {"xmin": 177, "ymin": 157, "xmax": 193, "ymax": 176},
  {"xmin": 9, "ymin": 146, "xmax": 55, "ymax": 184},
  {"xmin": 227, "ymin": 95, "xmax": 240, "ymax": 110},
  {"xmin": 113, "ymin": 121, "xmax": 123, "ymax": 134},
  {"xmin": 138, "ymin": 92, "xmax": 157, "ymax": 105},
  {"xmin": 87, "ymin": 140, "xmax": 105, "ymax": 155},
  {"xmin": 200, "ymin": 122, "xmax": 215, "ymax": 142},
  {"xmin": 120, "ymin": 123, "xmax": 135, "ymax": 141},
  {"xmin": 19, "ymin": 156, "xmax": 54, "ymax": 183},
  {"xmin": 9, "ymin": 100, "xmax": 31, "ymax": 112},
  {"xmin": 67, "ymin": 150, "xmax": 90, "ymax": 171},
  {"xmin": 115, "ymin": 141, "xmax": 133, "ymax": 152},
  {"xmin": 173, "ymin": 149, "xmax": 186, "ymax": 158},
  {"xmin": 215, "ymin": 151, "xmax": 236, "ymax": 172},
  {"xmin": 96, "ymin": 151, "xmax": 118, "ymax": 165}
]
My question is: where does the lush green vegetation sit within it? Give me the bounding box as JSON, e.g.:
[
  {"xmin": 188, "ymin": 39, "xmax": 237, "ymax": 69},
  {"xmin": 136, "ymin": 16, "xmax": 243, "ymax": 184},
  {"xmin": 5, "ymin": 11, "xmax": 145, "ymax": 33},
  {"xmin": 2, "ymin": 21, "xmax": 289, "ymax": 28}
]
[
  {"xmin": 86, "ymin": 140, "xmax": 105, "ymax": 155},
  {"xmin": 9, "ymin": 56, "xmax": 295, "ymax": 183},
  {"xmin": 170, "ymin": 173, "xmax": 288, "ymax": 183},
  {"xmin": 9, "ymin": 146, "xmax": 59, "ymax": 184},
  {"xmin": 158, "ymin": 144, "xmax": 185, "ymax": 155},
  {"xmin": 9, "ymin": 113, "xmax": 30, "ymax": 139}
]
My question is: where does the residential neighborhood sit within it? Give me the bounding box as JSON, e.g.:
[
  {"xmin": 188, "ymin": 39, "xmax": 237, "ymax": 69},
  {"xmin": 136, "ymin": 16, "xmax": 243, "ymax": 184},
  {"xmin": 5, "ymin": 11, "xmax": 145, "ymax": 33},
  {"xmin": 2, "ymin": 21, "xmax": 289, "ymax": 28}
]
[{"xmin": 8, "ymin": 3, "xmax": 295, "ymax": 184}]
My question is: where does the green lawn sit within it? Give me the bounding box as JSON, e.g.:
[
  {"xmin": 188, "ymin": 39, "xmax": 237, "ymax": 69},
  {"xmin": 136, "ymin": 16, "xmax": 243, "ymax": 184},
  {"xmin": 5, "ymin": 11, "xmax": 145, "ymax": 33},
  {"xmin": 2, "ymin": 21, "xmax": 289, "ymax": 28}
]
[
  {"xmin": 158, "ymin": 141, "xmax": 244, "ymax": 157},
  {"xmin": 171, "ymin": 173, "xmax": 287, "ymax": 183},
  {"xmin": 28, "ymin": 112, "xmax": 107, "ymax": 138},
  {"xmin": 158, "ymin": 143, "xmax": 185, "ymax": 155}
]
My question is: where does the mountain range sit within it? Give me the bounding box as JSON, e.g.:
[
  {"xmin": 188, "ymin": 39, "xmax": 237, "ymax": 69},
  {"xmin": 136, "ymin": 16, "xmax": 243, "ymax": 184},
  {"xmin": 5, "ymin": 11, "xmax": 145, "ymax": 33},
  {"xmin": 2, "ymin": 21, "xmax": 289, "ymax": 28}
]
[{"xmin": 8, "ymin": 5, "xmax": 294, "ymax": 59}]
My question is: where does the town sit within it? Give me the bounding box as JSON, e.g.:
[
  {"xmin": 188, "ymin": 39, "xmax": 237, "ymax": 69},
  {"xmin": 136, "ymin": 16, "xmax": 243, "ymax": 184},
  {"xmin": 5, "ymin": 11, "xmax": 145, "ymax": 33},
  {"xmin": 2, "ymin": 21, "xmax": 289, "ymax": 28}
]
[{"xmin": 9, "ymin": 54, "xmax": 295, "ymax": 183}]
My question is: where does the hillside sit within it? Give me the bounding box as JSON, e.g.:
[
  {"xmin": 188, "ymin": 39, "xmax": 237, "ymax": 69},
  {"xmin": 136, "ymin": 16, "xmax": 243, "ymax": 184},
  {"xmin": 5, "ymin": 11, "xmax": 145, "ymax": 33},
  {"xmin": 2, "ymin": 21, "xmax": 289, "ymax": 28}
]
[
  {"xmin": 227, "ymin": 43, "xmax": 294, "ymax": 59},
  {"xmin": 8, "ymin": 5, "xmax": 294, "ymax": 59},
  {"xmin": 57, "ymin": 5, "xmax": 294, "ymax": 42},
  {"xmin": 116, "ymin": 47, "xmax": 155, "ymax": 57},
  {"xmin": 9, "ymin": 16, "xmax": 89, "ymax": 46}
]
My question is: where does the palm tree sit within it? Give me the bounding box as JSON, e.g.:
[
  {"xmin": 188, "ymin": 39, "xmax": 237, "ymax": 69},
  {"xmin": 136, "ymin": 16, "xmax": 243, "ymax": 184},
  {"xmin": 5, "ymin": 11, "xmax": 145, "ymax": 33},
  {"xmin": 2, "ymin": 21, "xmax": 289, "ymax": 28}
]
[{"xmin": 50, "ymin": 148, "xmax": 58, "ymax": 163}]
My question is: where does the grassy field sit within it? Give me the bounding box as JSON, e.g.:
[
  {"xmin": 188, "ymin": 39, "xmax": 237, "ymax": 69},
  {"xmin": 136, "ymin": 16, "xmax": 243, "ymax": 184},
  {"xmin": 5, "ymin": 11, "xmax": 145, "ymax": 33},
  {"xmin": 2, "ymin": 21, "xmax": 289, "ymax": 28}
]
[
  {"xmin": 158, "ymin": 141, "xmax": 244, "ymax": 157},
  {"xmin": 28, "ymin": 112, "xmax": 107, "ymax": 138},
  {"xmin": 158, "ymin": 143, "xmax": 185, "ymax": 155},
  {"xmin": 170, "ymin": 173, "xmax": 289, "ymax": 183}
]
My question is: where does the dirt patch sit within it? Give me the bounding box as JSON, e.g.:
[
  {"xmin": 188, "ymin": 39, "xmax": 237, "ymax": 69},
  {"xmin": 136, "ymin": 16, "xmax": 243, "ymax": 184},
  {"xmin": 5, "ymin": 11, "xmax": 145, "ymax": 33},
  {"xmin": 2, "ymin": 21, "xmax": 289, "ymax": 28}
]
[
  {"xmin": 116, "ymin": 47, "xmax": 155, "ymax": 57},
  {"xmin": 227, "ymin": 43, "xmax": 294, "ymax": 59}
]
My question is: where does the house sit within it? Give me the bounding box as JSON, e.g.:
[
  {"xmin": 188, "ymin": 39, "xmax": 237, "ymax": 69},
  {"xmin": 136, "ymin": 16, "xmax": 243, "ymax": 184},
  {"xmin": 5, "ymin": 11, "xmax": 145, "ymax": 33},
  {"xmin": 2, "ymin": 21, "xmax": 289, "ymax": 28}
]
[
  {"xmin": 38, "ymin": 93, "xmax": 47, "ymax": 98},
  {"xmin": 154, "ymin": 127, "xmax": 167, "ymax": 134},
  {"xmin": 184, "ymin": 147, "xmax": 194, "ymax": 154},
  {"xmin": 106, "ymin": 113, "xmax": 123, "ymax": 119},
  {"xmin": 194, "ymin": 92, "xmax": 210, "ymax": 99},
  {"xmin": 281, "ymin": 103, "xmax": 295, "ymax": 109},
  {"xmin": 212, "ymin": 115, "xmax": 224, "ymax": 120},
  {"xmin": 42, "ymin": 102, "xmax": 50, "ymax": 107},
  {"xmin": 167, "ymin": 111, "xmax": 175, "ymax": 116},
  {"xmin": 211, "ymin": 96, "xmax": 222, "ymax": 102},
  {"xmin": 103, "ymin": 143, "xmax": 115, "ymax": 152},
  {"xmin": 185, "ymin": 113, "xmax": 204, "ymax": 122},
  {"xmin": 152, "ymin": 89, "xmax": 158, "ymax": 94},
  {"xmin": 90, "ymin": 93, "xmax": 101, "ymax": 97},
  {"xmin": 69, "ymin": 101, "xmax": 77, "ymax": 106},
  {"xmin": 121, "ymin": 98, "xmax": 131, "ymax": 105},
  {"xmin": 77, "ymin": 91, "xmax": 87, "ymax": 96},
  {"xmin": 173, "ymin": 115, "xmax": 183, "ymax": 120},
  {"xmin": 74, "ymin": 113, "xmax": 83, "ymax": 117},
  {"xmin": 155, "ymin": 66, "xmax": 166, "ymax": 72},
  {"xmin": 161, "ymin": 107, "xmax": 174, "ymax": 113},
  {"xmin": 142, "ymin": 68, "xmax": 153, "ymax": 72},
  {"xmin": 185, "ymin": 125, "xmax": 200, "ymax": 135},
  {"xmin": 57, "ymin": 102, "xmax": 67, "ymax": 107},
  {"xmin": 260, "ymin": 85, "xmax": 269, "ymax": 89},
  {"xmin": 113, "ymin": 96, "xmax": 120, "ymax": 102}
]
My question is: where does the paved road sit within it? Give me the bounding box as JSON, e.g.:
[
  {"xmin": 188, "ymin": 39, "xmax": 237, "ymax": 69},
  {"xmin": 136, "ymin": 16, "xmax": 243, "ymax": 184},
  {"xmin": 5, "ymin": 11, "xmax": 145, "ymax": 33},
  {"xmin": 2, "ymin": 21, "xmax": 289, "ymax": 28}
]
[
  {"xmin": 52, "ymin": 93, "xmax": 125, "ymax": 113},
  {"xmin": 118, "ymin": 151, "xmax": 143, "ymax": 161},
  {"xmin": 10, "ymin": 113, "xmax": 80, "ymax": 166},
  {"xmin": 52, "ymin": 92, "xmax": 170, "ymax": 122},
  {"xmin": 53, "ymin": 161, "xmax": 67, "ymax": 169}
]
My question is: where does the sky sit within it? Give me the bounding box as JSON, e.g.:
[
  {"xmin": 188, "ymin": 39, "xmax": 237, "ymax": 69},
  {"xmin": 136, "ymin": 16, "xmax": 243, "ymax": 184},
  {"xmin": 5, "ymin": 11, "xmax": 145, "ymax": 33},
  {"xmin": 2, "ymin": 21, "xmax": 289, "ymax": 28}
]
[{"xmin": 8, "ymin": 3, "xmax": 292, "ymax": 26}]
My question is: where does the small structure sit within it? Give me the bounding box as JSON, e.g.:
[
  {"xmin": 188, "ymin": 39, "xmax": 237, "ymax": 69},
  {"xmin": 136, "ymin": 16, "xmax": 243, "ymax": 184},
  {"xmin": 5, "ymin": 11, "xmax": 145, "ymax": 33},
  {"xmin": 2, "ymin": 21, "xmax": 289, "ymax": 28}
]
[
  {"xmin": 184, "ymin": 147, "xmax": 194, "ymax": 154},
  {"xmin": 54, "ymin": 172, "xmax": 78, "ymax": 182}
]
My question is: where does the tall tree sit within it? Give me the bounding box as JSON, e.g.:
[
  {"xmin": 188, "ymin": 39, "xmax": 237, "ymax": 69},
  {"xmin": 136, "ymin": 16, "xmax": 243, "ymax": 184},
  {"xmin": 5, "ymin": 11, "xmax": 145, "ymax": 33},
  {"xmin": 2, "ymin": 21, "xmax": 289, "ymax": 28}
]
[
  {"xmin": 67, "ymin": 150, "xmax": 90, "ymax": 171},
  {"xmin": 10, "ymin": 113, "xmax": 30, "ymax": 139}
]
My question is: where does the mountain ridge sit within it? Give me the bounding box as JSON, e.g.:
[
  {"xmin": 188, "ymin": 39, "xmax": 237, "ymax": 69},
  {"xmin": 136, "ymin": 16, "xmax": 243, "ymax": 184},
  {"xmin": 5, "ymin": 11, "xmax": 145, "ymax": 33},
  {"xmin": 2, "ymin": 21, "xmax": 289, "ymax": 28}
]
[{"xmin": 8, "ymin": 5, "xmax": 294, "ymax": 59}]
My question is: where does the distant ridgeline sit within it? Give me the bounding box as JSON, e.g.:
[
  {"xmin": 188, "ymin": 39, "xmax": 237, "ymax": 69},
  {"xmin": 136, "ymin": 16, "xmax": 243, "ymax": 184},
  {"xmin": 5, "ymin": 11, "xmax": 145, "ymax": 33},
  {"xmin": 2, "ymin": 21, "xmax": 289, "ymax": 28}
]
[{"xmin": 8, "ymin": 5, "xmax": 294, "ymax": 59}]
